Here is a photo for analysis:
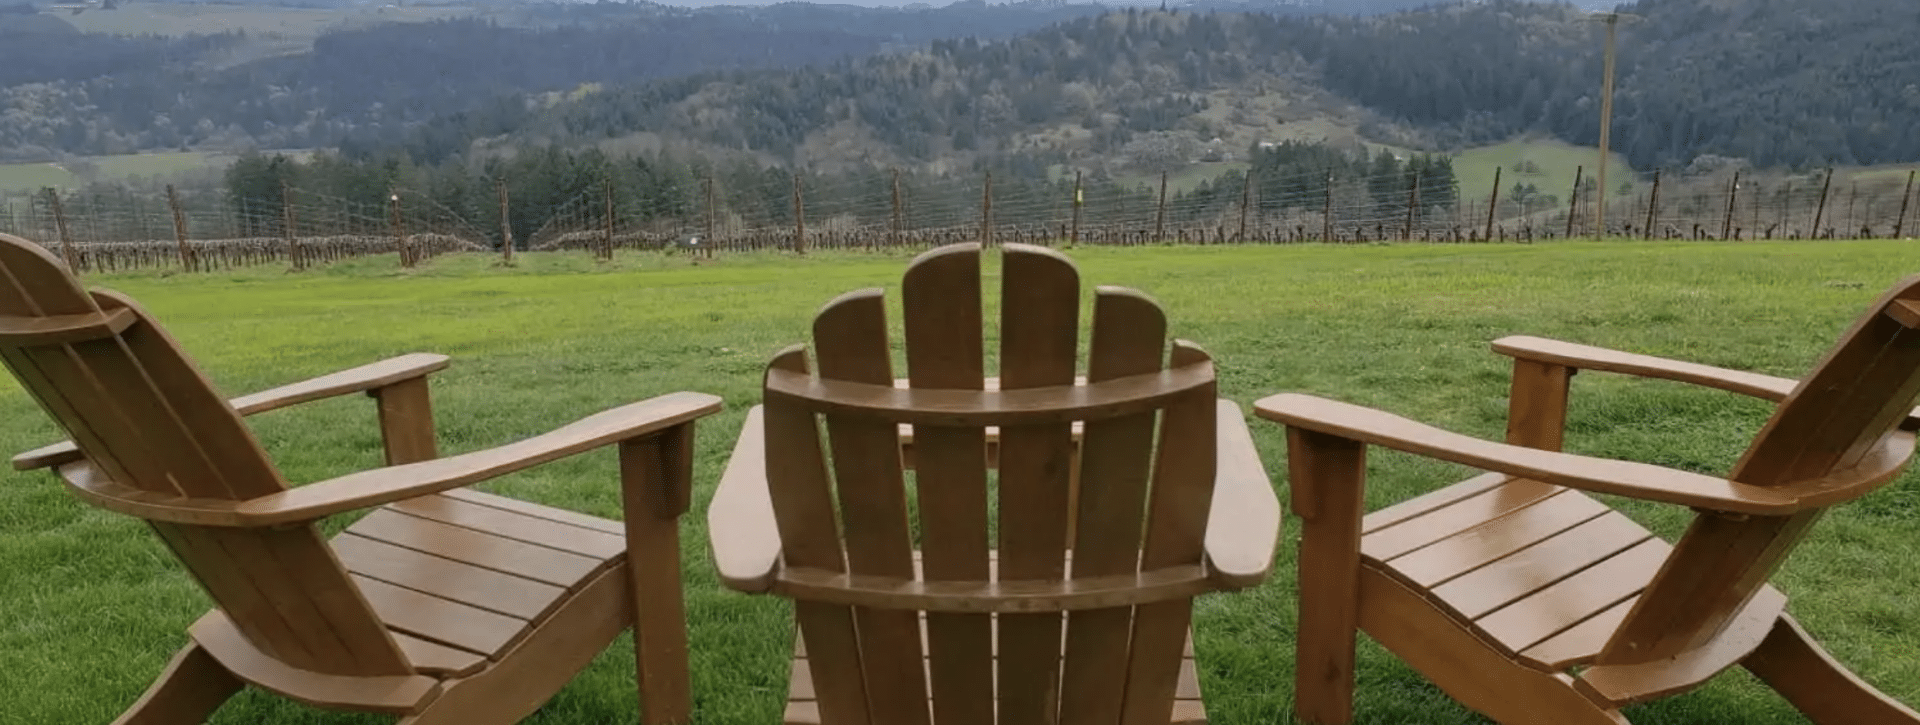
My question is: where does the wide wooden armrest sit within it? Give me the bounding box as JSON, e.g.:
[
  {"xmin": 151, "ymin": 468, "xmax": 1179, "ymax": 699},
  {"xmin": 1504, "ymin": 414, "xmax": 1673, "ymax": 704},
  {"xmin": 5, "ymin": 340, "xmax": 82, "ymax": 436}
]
[
  {"xmin": 1203, "ymin": 399, "xmax": 1281, "ymax": 589},
  {"xmin": 1493, "ymin": 335, "xmax": 1802, "ymax": 402},
  {"xmin": 1498, "ymin": 335, "xmax": 1920, "ymax": 428},
  {"xmin": 1254, "ymin": 393, "xmax": 1807, "ymax": 515},
  {"xmin": 58, "ymin": 391, "xmax": 722, "ymax": 527},
  {"xmin": 14, "ymin": 353, "xmax": 452, "ymax": 471},
  {"xmin": 710, "ymin": 405, "xmax": 780, "ymax": 592}
]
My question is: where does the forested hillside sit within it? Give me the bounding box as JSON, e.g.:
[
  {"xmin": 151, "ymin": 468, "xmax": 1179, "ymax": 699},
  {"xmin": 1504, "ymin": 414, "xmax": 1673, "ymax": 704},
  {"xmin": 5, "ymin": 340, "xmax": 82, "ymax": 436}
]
[
  {"xmin": 0, "ymin": 0, "xmax": 1121, "ymax": 160},
  {"xmin": 1290, "ymin": 0, "xmax": 1920, "ymax": 168},
  {"xmin": 354, "ymin": 0, "xmax": 1920, "ymax": 177}
]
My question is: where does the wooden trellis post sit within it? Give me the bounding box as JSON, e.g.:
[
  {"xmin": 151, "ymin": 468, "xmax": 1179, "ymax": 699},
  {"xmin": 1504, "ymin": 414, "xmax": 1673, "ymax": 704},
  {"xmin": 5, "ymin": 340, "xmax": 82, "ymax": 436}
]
[
  {"xmin": 44, "ymin": 187, "xmax": 77, "ymax": 272},
  {"xmin": 980, "ymin": 170, "xmax": 994, "ymax": 247},
  {"xmin": 791, "ymin": 173, "xmax": 806, "ymax": 255},
  {"xmin": 1565, "ymin": 165, "xmax": 1583, "ymax": 238},
  {"xmin": 1484, "ymin": 167, "xmax": 1501, "ymax": 242},
  {"xmin": 1643, "ymin": 169, "xmax": 1661, "ymax": 240},
  {"xmin": 1153, "ymin": 171, "xmax": 1167, "ymax": 242},
  {"xmin": 1812, "ymin": 168, "xmax": 1834, "ymax": 237},
  {"xmin": 1238, "ymin": 170, "xmax": 1252, "ymax": 242},
  {"xmin": 602, "ymin": 176, "xmax": 615, "ymax": 261},
  {"xmin": 282, "ymin": 181, "xmax": 302, "ymax": 270},
  {"xmin": 703, "ymin": 175, "xmax": 717, "ymax": 255},
  {"xmin": 1402, "ymin": 173, "xmax": 1420, "ymax": 240},
  {"xmin": 889, "ymin": 169, "xmax": 901, "ymax": 248},
  {"xmin": 1070, "ymin": 170, "xmax": 1082, "ymax": 247},
  {"xmin": 1896, "ymin": 170, "xmax": 1915, "ymax": 239},
  {"xmin": 166, "ymin": 184, "xmax": 192, "ymax": 272},
  {"xmin": 389, "ymin": 188, "xmax": 410, "ymax": 268},
  {"xmin": 1721, "ymin": 171, "xmax": 1741, "ymax": 240},
  {"xmin": 498, "ymin": 178, "xmax": 514, "ymax": 265},
  {"xmin": 1322, "ymin": 170, "xmax": 1334, "ymax": 242}
]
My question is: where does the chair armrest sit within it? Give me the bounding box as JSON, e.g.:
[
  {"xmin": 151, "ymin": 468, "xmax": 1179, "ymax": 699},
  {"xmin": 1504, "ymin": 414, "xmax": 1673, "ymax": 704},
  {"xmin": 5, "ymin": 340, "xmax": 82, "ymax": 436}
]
[
  {"xmin": 709, "ymin": 406, "xmax": 782, "ymax": 592},
  {"xmin": 1494, "ymin": 335, "xmax": 1799, "ymax": 402},
  {"xmin": 57, "ymin": 391, "xmax": 722, "ymax": 527},
  {"xmin": 14, "ymin": 353, "xmax": 452, "ymax": 471},
  {"xmin": 1203, "ymin": 399, "xmax": 1281, "ymax": 589},
  {"xmin": 1254, "ymin": 393, "xmax": 1805, "ymax": 515}
]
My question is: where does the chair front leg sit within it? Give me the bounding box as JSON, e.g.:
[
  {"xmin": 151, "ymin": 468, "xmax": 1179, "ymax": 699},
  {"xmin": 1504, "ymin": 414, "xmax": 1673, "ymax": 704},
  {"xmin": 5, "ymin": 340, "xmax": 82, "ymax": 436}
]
[
  {"xmin": 620, "ymin": 422, "xmax": 697, "ymax": 725},
  {"xmin": 1505, "ymin": 358, "xmax": 1574, "ymax": 451},
  {"xmin": 1288, "ymin": 428, "xmax": 1366, "ymax": 725},
  {"xmin": 370, "ymin": 376, "xmax": 438, "ymax": 465}
]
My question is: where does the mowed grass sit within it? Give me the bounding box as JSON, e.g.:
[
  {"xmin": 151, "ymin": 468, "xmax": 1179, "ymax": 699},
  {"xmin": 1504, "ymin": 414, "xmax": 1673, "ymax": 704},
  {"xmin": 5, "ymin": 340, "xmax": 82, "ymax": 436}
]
[{"xmin": 4, "ymin": 241, "xmax": 1920, "ymax": 724}]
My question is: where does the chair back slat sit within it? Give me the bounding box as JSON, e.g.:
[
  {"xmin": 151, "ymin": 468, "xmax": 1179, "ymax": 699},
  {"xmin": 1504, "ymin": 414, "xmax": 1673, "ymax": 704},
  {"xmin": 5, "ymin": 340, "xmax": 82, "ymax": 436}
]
[
  {"xmin": 0, "ymin": 234, "xmax": 410, "ymax": 677},
  {"xmin": 765, "ymin": 243, "xmax": 1220, "ymax": 724},
  {"xmin": 993, "ymin": 244, "xmax": 1082, "ymax": 725},
  {"xmin": 1059, "ymin": 287, "xmax": 1168, "ymax": 725},
  {"xmin": 813, "ymin": 289, "xmax": 933, "ymax": 725},
  {"xmin": 1120, "ymin": 341, "xmax": 1218, "ymax": 724},
  {"xmin": 902, "ymin": 245, "xmax": 993, "ymax": 725},
  {"xmin": 763, "ymin": 345, "xmax": 874, "ymax": 724},
  {"xmin": 1602, "ymin": 276, "xmax": 1920, "ymax": 664}
]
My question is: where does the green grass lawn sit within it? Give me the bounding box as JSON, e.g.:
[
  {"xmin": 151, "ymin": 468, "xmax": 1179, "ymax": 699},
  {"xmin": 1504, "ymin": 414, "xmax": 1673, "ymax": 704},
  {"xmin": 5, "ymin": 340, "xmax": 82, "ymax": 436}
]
[{"xmin": 4, "ymin": 242, "xmax": 1920, "ymax": 724}]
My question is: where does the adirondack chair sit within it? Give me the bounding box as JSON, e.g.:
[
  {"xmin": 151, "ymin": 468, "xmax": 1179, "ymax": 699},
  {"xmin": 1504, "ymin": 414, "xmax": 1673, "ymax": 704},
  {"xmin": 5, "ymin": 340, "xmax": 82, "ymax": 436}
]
[
  {"xmin": 0, "ymin": 232, "xmax": 722, "ymax": 725},
  {"xmin": 708, "ymin": 243, "xmax": 1281, "ymax": 724},
  {"xmin": 1257, "ymin": 275, "xmax": 1920, "ymax": 725}
]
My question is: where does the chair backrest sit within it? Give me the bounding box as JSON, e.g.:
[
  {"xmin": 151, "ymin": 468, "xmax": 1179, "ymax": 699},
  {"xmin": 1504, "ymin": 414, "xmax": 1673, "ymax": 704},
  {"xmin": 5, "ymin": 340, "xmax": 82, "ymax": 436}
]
[
  {"xmin": 0, "ymin": 234, "xmax": 411, "ymax": 677},
  {"xmin": 760, "ymin": 243, "xmax": 1221, "ymax": 725},
  {"xmin": 1600, "ymin": 275, "xmax": 1920, "ymax": 664}
]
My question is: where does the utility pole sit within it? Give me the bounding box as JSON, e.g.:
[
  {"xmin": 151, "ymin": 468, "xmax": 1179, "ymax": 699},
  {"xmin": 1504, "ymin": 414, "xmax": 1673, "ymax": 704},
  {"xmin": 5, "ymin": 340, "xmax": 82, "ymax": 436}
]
[{"xmin": 1589, "ymin": 12, "xmax": 1640, "ymax": 237}]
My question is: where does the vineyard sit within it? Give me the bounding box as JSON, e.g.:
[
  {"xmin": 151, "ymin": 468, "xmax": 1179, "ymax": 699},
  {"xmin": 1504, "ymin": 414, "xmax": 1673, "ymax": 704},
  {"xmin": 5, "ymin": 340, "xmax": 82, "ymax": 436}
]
[{"xmin": 2, "ymin": 163, "xmax": 1914, "ymax": 273}]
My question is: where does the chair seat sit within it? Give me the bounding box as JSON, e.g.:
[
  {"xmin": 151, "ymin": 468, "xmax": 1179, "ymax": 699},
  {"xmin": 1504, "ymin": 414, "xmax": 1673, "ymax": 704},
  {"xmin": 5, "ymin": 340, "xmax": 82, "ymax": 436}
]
[
  {"xmin": 1357, "ymin": 472, "xmax": 1769, "ymax": 671},
  {"xmin": 782, "ymin": 549, "xmax": 1208, "ymax": 724},
  {"xmin": 329, "ymin": 488, "xmax": 629, "ymax": 677},
  {"xmin": 784, "ymin": 614, "xmax": 1206, "ymax": 725}
]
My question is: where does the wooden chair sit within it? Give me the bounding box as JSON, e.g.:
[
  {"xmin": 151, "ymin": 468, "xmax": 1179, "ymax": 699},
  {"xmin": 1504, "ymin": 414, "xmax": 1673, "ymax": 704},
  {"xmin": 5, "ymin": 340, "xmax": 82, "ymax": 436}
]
[
  {"xmin": 708, "ymin": 243, "xmax": 1281, "ymax": 725},
  {"xmin": 0, "ymin": 232, "xmax": 723, "ymax": 725},
  {"xmin": 1257, "ymin": 275, "xmax": 1920, "ymax": 724}
]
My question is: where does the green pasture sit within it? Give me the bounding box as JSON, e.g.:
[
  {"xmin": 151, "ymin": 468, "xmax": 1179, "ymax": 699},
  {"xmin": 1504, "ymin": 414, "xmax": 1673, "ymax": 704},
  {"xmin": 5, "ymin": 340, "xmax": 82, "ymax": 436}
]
[
  {"xmin": 0, "ymin": 152, "xmax": 233, "ymax": 193},
  {"xmin": 1451, "ymin": 137, "xmax": 1638, "ymax": 202},
  {"xmin": 4, "ymin": 241, "xmax": 1920, "ymax": 724}
]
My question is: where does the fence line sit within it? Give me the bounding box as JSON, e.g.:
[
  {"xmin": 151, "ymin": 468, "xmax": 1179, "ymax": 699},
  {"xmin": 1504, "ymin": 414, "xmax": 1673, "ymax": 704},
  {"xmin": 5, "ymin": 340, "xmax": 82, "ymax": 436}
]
[{"xmin": 4, "ymin": 164, "xmax": 1914, "ymax": 274}]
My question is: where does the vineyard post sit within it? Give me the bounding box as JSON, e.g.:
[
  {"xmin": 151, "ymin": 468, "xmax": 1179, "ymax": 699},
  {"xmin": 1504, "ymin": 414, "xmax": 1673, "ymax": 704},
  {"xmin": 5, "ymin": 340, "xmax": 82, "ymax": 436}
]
[
  {"xmin": 1721, "ymin": 171, "xmax": 1741, "ymax": 240},
  {"xmin": 1781, "ymin": 181, "xmax": 1794, "ymax": 234},
  {"xmin": 980, "ymin": 170, "xmax": 994, "ymax": 247},
  {"xmin": 45, "ymin": 188, "xmax": 78, "ymax": 272},
  {"xmin": 1846, "ymin": 181, "xmax": 1858, "ymax": 237},
  {"xmin": 1565, "ymin": 165, "xmax": 1583, "ymax": 238},
  {"xmin": 1484, "ymin": 166, "xmax": 1501, "ymax": 241},
  {"xmin": 165, "ymin": 184, "xmax": 191, "ymax": 272},
  {"xmin": 889, "ymin": 169, "xmax": 901, "ymax": 248},
  {"xmin": 1070, "ymin": 169, "xmax": 1083, "ymax": 247},
  {"xmin": 498, "ymin": 178, "xmax": 514, "ymax": 264},
  {"xmin": 1238, "ymin": 169, "xmax": 1251, "ymax": 242},
  {"xmin": 1153, "ymin": 171, "xmax": 1167, "ymax": 243},
  {"xmin": 388, "ymin": 188, "xmax": 410, "ymax": 268},
  {"xmin": 282, "ymin": 180, "xmax": 301, "ymax": 270},
  {"xmin": 791, "ymin": 173, "xmax": 806, "ymax": 255},
  {"xmin": 1402, "ymin": 172, "xmax": 1420, "ymax": 240},
  {"xmin": 1322, "ymin": 169, "xmax": 1333, "ymax": 241},
  {"xmin": 1812, "ymin": 167, "xmax": 1834, "ymax": 237},
  {"xmin": 703, "ymin": 175, "xmax": 717, "ymax": 255},
  {"xmin": 602, "ymin": 175, "xmax": 615, "ymax": 261},
  {"xmin": 1643, "ymin": 169, "xmax": 1661, "ymax": 240},
  {"xmin": 1896, "ymin": 170, "xmax": 1915, "ymax": 239}
]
